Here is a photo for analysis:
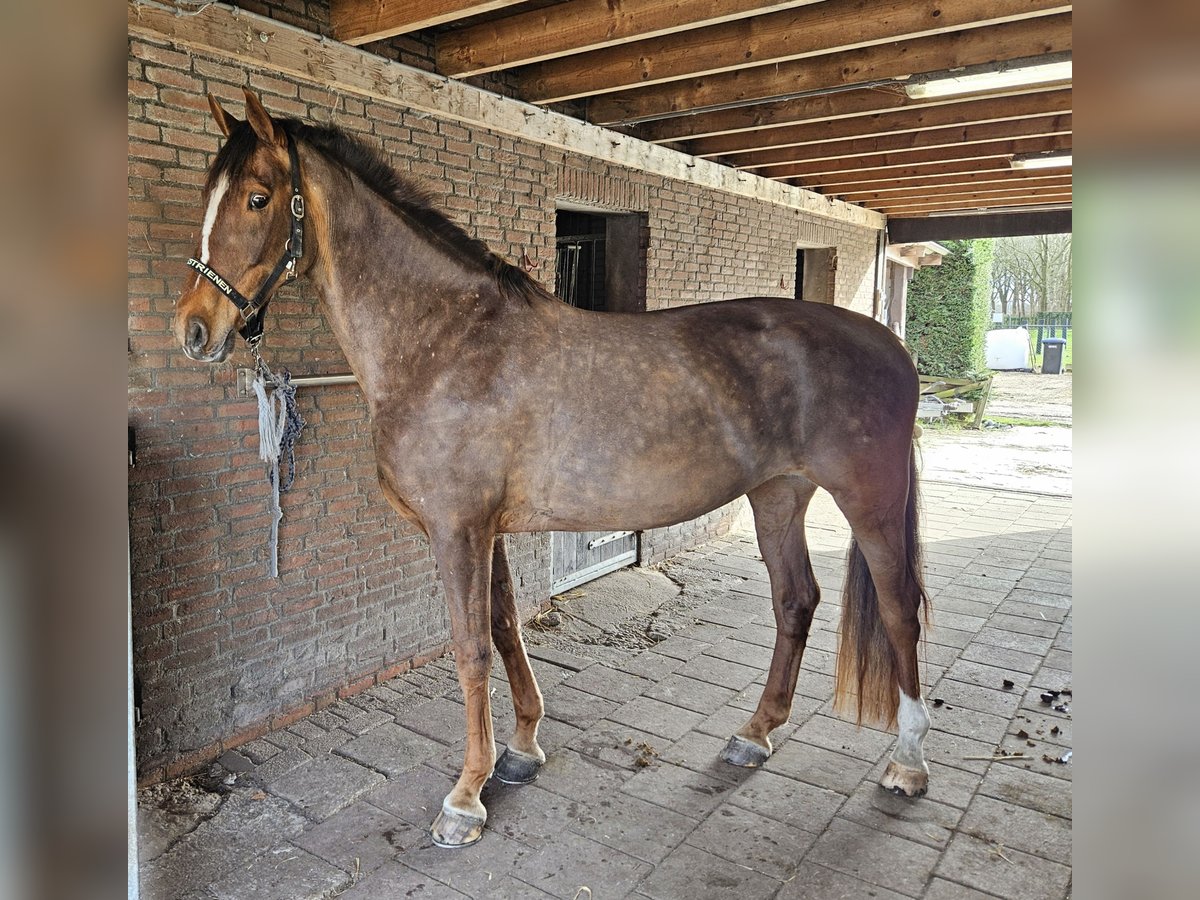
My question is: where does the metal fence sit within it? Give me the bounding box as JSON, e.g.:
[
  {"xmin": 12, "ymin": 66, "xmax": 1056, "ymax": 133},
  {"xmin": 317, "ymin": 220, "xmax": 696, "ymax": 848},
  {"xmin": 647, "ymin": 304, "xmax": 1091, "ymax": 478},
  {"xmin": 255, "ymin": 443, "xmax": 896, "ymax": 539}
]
[{"xmin": 991, "ymin": 313, "xmax": 1071, "ymax": 352}]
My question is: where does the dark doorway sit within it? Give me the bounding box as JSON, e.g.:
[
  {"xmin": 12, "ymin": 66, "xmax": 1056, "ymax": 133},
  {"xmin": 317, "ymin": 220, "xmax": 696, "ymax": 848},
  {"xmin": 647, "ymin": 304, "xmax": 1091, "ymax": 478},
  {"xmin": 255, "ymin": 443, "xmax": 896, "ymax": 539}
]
[
  {"xmin": 550, "ymin": 207, "xmax": 645, "ymax": 592},
  {"xmin": 555, "ymin": 210, "xmax": 608, "ymax": 311},
  {"xmin": 555, "ymin": 209, "xmax": 645, "ymax": 314}
]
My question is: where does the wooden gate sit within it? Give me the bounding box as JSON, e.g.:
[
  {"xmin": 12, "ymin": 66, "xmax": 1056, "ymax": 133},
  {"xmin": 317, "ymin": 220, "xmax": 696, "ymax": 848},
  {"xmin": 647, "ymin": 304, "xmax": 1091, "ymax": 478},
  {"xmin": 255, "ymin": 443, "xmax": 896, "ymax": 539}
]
[{"xmin": 551, "ymin": 530, "xmax": 639, "ymax": 593}]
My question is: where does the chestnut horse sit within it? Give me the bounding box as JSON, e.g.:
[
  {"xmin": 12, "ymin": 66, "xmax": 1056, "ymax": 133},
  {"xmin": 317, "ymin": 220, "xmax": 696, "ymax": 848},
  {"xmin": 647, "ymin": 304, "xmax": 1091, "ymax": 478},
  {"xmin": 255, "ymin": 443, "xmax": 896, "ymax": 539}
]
[{"xmin": 173, "ymin": 90, "xmax": 932, "ymax": 848}]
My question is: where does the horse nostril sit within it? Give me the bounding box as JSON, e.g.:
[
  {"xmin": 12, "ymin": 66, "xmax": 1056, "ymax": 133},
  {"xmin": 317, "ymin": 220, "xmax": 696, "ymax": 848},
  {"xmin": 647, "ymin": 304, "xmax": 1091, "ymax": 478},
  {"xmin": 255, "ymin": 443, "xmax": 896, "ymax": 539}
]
[{"xmin": 186, "ymin": 318, "xmax": 208, "ymax": 353}]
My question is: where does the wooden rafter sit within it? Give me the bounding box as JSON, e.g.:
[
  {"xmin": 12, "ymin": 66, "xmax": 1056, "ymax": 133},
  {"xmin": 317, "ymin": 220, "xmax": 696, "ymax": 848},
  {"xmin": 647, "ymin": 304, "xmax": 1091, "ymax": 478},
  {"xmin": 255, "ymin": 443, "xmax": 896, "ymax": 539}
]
[
  {"xmin": 729, "ymin": 113, "xmax": 1072, "ymax": 170},
  {"xmin": 436, "ymin": 0, "xmax": 818, "ymax": 77},
  {"xmin": 632, "ymin": 81, "xmax": 1070, "ymax": 144},
  {"xmin": 763, "ymin": 134, "xmax": 1073, "ymax": 181},
  {"xmin": 788, "ymin": 156, "xmax": 1067, "ymax": 191},
  {"xmin": 585, "ymin": 13, "xmax": 1072, "ymax": 124},
  {"xmin": 689, "ymin": 87, "xmax": 1072, "ymax": 158},
  {"xmin": 331, "ymin": 0, "xmax": 527, "ymax": 47},
  {"xmin": 880, "ymin": 193, "xmax": 1072, "ymax": 216},
  {"xmin": 869, "ymin": 184, "xmax": 1074, "ymax": 211},
  {"xmin": 839, "ymin": 172, "xmax": 1072, "ymax": 202},
  {"xmin": 523, "ymin": 0, "xmax": 1069, "ymax": 104},
  {"xmin": 801, "ymin": 164, "xmax": 1075, "ymax": 196}
]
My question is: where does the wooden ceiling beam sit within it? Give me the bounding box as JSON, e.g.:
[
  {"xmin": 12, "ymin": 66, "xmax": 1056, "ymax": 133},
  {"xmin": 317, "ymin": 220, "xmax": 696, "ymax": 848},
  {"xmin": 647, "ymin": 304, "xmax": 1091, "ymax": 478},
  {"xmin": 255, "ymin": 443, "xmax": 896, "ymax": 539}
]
[
  {"xmin": 631, "ymin": 81, "xmax": 1070, "ymax": 144},
  {"xmin": 690, "ymin": 87, "xmax": 1072, "ymax": 158},
  {"xmin": 888, "ymin": 209, "xmax": 1071, "ymax": 239},
  {"xmin": 784, "ymin": 154, "xmax": 1069, "ymax": 191},
  {"xmin": 586, "ymin": 13, "xmax": 1072, "ymax": 125},
  {"xmin": 331, "ymin": 0, "xmax": 526, "ymax": 47},
  {"xmin": 762, "ymin": 134, "xmax": 1072, "ymax": 181},
  {"xmin": 522, "ymin": 0, "xmax": 1068, "ymax": 104},
  {"xmin": 878, "ymin": 194, "xmax": 1072, "ymax": 216},
  {"xmin": 729, "ymin": 113, "xmax": 1071, "ymax": 170},
  {"xmin": 436, "ymin": 0, "xmax": 818, "ymax": 77},
  {"xmin": 868, "ymin": 184, "xmax": 1074, "ymax": 211},
  {"xmin": 840, "ymin": 172, "xmax": 1072, "ymax": 202},
  {"xmin": 818, "ymin": 168, "xmax": 1073, "ymax": 196}
]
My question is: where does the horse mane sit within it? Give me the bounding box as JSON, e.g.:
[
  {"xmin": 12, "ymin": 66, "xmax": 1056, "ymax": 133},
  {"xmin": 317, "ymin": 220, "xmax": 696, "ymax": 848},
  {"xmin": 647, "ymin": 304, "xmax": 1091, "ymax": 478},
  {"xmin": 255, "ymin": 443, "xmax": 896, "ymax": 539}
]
[{"xmin": 209, "ymin": 118, "xmax": 546, "ymax": 305}]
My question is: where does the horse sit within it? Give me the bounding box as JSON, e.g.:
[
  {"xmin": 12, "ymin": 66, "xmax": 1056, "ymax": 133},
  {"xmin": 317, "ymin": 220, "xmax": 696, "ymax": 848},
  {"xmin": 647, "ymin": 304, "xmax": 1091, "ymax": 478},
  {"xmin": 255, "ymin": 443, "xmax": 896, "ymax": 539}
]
[{"xmin": 172, "ymin": 89, "xmax": 932, "ymax": 848}]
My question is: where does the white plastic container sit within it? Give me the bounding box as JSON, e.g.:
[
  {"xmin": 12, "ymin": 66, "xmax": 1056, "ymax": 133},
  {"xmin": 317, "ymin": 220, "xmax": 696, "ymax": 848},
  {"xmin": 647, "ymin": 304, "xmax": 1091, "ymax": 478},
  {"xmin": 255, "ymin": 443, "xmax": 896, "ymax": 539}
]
[{"xmin": 985, "ymin": 327, "xmax": 1032, "ymax": 370}]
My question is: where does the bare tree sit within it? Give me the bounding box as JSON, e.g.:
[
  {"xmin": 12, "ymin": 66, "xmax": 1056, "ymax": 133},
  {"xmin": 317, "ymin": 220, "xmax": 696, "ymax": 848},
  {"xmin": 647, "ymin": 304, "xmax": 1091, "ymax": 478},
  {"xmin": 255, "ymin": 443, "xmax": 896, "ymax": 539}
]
[{"xmin": 991, "ymin": 234, "xmax": 1072, "ymax": 319}]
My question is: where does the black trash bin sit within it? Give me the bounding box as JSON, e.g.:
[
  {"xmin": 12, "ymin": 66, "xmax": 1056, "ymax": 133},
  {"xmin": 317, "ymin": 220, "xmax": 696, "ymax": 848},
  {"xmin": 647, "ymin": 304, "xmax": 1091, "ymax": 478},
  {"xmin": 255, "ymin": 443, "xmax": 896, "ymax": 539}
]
[{"xmin": 1041, "ymin": 338, "xmax": 1067, "ymax": 375}]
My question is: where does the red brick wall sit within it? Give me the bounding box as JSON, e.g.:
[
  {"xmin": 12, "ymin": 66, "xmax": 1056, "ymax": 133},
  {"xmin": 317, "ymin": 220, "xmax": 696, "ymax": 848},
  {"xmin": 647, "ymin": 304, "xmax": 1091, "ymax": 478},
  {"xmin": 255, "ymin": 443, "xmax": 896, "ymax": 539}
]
[{"xmin": 127, "ymin": 32, "xmax": 880, "ymax": 777}]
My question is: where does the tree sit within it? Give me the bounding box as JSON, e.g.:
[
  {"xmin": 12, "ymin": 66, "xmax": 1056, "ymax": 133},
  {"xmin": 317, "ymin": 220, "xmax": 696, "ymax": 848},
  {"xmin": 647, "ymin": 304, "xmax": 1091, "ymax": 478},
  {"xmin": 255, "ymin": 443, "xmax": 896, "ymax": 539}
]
[{"xmin": 991, "ymin": 234, "xmax": 1073, "ymax": 319}]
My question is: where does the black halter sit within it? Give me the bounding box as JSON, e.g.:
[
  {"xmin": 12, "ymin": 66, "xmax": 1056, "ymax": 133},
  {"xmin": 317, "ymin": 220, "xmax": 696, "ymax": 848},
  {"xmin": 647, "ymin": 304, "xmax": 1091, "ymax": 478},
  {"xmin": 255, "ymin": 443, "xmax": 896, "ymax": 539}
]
[{"xmin": 186, "ymin": 132, "xmax": 305, "ymax": 346}]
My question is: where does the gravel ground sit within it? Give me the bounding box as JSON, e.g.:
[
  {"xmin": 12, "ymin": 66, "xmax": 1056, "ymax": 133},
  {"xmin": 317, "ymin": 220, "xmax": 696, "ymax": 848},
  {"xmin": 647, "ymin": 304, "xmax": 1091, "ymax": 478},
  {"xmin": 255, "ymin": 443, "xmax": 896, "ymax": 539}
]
[
  {"xmin": 986, "ymin": 370, "xmax": 1073, "ymax": 424},
  {"xmin": 918, "ymin": 371, "xmax": 1073, "ymax": 496}
]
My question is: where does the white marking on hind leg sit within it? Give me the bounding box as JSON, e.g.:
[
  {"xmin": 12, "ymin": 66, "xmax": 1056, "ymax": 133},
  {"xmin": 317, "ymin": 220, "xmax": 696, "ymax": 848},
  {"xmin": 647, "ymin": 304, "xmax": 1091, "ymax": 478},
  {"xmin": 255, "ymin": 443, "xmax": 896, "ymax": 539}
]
[{"xmin": 893, "ymin": 690, "xmax": 930, "ymax": 770}]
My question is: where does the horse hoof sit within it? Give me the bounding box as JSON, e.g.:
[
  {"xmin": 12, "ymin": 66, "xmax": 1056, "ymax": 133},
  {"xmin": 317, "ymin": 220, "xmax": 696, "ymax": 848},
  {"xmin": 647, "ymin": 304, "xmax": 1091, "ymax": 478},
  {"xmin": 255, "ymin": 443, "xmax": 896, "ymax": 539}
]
[
  {"xmin": 493, "ymin": 746, "xmax": 544, "ymax": 785},
  {"xmin": 429, "ymin": 802, "xmax": 486, "ymax": 849},
  {"xmin": 720, "ymin": 734, "xmax": 772, "ymax": 768},
  {"xmin": 880, "ymin": 760, "xmax": 929, "ymax": 798}
]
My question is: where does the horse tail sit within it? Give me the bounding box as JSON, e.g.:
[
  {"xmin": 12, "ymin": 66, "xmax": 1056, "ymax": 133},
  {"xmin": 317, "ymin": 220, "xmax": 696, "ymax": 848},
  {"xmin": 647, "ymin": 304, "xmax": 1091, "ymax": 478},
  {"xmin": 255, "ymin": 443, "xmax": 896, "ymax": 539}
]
[{"xmin": 833, "ymin": 443, "xmax": 929, "ymax": 728}]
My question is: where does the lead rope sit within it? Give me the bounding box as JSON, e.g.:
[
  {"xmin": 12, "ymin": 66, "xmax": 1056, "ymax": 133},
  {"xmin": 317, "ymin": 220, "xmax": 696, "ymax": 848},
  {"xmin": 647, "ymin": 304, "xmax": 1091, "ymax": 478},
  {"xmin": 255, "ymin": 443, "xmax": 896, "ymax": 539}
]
[{"xmin": 250, "ymin": 344, "xmax": 305, "ymax": 577}]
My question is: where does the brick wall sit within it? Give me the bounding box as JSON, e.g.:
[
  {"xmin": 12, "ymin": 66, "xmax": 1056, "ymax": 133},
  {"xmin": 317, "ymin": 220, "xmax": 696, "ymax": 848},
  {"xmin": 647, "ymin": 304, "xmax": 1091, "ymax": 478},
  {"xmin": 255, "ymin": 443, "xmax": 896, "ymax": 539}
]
[{"xmin": 127, "ymin": 29, "xmax": 881, "ymax": 777}]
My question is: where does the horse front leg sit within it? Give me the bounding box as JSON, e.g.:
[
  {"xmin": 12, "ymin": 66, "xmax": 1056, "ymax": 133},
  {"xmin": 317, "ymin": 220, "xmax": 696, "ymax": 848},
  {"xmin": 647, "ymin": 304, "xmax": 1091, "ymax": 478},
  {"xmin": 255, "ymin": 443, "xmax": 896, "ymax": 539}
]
[
  {"xmin": 489, "ymin": 535, "xmax": 546, "ymax": 784},
  {"xmin": 428, "ymin": 525, "xmax": 497, "ymax": 848},
  {"xmin": 723, "ymin": 476, "xmax": 820, "ymax": 767}
]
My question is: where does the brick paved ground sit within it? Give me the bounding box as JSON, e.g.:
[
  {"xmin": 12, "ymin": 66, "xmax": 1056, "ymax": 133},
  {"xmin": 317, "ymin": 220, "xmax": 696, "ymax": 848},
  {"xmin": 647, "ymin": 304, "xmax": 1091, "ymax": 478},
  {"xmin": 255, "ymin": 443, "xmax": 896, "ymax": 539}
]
[{"xmin": 139, "ymin": 483, "xmax": 1071, "ymax": 899}]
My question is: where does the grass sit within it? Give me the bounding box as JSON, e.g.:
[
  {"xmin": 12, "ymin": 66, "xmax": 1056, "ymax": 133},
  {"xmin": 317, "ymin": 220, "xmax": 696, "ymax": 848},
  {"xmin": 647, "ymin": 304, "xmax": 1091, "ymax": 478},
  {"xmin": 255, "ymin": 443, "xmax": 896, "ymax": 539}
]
[
  {"xmin": 985, "ymin": 415, "xmax": 1070, "ymax": 428},
  {"xmin": 1031, "ymin": 329, "xmax": 1073, "ymax": 371},
  {"xmin": 918, "ymin": 414, "xmax": 1068, "ymax": 431}
]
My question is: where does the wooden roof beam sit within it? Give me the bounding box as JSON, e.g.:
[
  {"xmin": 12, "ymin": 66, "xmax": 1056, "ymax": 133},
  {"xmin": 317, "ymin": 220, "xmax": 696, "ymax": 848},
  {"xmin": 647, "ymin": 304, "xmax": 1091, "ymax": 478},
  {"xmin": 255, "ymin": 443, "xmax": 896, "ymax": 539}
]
[
  {"xmin": 841, "ymin": 173, "xmax": 1072, "ymax": 203},
  {"xmin": 436, "ymin": 0, "xmax": 819, "ymax": 77},
  {"xmin": 631, "ymin": 81, "xmax": 1071, "ymax": 144},
  {"xmin": 523, "ymin": 0, "xmax": 1070, "ymax": 104},
  {"xmin": 784, "ymin": 154, "xmax": 1070, "ymax": 191},
  {"xmin": 730, "ymin": 113, "xmax": 1072, "ymax": 170},
  {"xmin": 690, "ymin": 87, "xmax": 1072, "ymax": 158},
  {"xmin": 331, "ymin": 1, "xmax": 527, "ymax": 47},
  {"xmin": 586, "ymin": 12, "xmax": 1072, "ymax": 125},
  {"xmin": 763, "ymin": 134, "xmax": 1073, "ymax": 181},
  {"xmin": 887, "ymin": 210, "xmax": 1071, "ymax": 239},
  {"xmin": 878, "ymin": 194, "xmax": 1072, "ymax": 216},
  {"xmin": 868, "ymin": 184, "xmax": 1074, "ymax": 212},
  {"xmin": 816, "ymin": 166, "xmax": 1077, "ymax": 197}
]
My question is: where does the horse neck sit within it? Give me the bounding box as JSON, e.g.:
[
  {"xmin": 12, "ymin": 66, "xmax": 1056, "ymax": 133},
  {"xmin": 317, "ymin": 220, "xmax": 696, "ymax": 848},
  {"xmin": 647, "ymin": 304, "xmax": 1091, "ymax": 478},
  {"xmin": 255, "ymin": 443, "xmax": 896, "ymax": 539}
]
[{"xmin": 303, "ymin": 152, "xmax": 515, "ymax": 392}]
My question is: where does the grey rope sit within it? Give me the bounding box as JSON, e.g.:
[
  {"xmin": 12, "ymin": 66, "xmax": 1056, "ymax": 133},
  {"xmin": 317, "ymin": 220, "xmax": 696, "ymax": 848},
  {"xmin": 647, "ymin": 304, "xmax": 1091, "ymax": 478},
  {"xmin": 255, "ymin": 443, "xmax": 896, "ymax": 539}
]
[{"xmin": 252, "ymin": 360, "xmax": 305, "ymax": 577}]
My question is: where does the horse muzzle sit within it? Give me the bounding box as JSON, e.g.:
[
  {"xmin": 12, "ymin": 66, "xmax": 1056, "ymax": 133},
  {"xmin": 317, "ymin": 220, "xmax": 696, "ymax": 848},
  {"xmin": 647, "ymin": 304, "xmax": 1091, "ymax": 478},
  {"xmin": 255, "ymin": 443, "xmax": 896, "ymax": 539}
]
[{"xmin": 182, "ymin": 317, "xmax": 236, "ymax": 363}]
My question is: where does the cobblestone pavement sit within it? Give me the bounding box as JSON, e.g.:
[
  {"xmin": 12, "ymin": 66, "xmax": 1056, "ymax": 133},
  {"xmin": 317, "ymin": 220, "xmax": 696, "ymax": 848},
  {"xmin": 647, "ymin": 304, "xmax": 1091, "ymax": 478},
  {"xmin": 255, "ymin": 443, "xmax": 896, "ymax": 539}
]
[{"xmin": 139, "ymin": 483, "xmax": 1072, "ymax": 899}]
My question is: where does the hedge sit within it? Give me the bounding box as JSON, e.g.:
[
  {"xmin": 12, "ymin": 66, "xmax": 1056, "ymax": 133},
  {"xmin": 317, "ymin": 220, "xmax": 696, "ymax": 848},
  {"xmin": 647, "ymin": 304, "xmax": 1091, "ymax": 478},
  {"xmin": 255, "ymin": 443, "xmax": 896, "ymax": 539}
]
[{"xmin": 905, "ymin": 239, "xmax": 993, "ymax": 377}]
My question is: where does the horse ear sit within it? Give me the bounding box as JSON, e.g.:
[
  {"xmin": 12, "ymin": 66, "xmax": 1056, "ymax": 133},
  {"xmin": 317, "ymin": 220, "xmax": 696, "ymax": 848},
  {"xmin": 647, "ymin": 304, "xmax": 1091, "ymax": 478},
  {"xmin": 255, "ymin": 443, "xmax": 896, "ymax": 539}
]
[
  {"xmin": 242, "ymin": 88, "xmax": 284, "ymax": 148},
  {"xmin": 208, "ymin": 93, "xmax": 238, "ymax": 138}
]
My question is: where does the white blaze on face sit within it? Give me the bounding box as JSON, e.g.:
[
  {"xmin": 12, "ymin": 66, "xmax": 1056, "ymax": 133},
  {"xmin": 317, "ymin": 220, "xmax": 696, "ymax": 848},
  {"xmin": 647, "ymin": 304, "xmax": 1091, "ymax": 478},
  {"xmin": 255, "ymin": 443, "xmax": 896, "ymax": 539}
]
[
  {"xmin": 893, "ymin": 691, "xmax": 931, "ymax": 770},
  {"xmin": 194, "ymin": 173, "xmax": 230, "ymax": 288}
]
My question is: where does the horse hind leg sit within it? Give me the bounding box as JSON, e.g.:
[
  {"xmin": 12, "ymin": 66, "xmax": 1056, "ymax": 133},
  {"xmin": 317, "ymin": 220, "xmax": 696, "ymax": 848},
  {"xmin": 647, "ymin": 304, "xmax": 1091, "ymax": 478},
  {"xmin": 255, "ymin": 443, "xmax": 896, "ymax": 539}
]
[
  {"xmin": 833, "ymin": 453, "xmax": 932, "ymax": 797},
  {"xmin": 489, "ymin": 535, "xmax": 547, "ymax": 784},
  {"xmin": 722, "ymin": 475, "xmax": 820, "ymax": 768}
]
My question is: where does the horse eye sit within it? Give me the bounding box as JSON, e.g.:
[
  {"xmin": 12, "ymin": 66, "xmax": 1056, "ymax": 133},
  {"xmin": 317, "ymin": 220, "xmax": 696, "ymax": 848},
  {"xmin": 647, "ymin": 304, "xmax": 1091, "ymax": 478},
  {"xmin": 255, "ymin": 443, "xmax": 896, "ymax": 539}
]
[{"xmin": 249, "ymin": 193, "xmax": 269, "ymax": 210}]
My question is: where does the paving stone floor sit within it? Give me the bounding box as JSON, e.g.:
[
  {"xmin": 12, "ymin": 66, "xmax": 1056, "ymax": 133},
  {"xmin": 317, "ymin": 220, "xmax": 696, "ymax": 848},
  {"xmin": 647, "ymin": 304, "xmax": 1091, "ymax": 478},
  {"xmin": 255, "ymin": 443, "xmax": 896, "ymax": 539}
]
[{"xmin": 139, "ymin": 482, "xmax": 1072, "ymax": 899}]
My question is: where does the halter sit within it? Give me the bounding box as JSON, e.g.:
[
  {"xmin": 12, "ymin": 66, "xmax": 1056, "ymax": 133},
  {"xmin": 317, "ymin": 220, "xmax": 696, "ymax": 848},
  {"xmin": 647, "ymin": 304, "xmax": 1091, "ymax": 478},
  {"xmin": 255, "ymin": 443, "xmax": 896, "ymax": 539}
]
[{"xmin": 186, "ymin": 132, "xmax": 305, "ymax": 348}]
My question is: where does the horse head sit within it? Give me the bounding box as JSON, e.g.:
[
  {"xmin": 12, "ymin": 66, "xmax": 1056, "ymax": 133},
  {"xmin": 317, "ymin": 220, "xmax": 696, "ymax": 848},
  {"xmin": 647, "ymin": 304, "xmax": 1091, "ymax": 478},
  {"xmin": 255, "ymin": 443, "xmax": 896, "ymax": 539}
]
[{"xmin": 174, "ymin": 89, "xmax": 303, "ymax": 363}]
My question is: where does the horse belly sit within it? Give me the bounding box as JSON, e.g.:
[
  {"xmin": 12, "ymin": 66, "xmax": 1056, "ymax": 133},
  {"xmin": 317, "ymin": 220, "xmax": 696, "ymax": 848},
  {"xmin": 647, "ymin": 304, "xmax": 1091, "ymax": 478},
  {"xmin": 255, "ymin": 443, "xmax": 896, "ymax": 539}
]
[{"xmin": 509, "ymin": 411, "xmax": 776, "ymax": 533}]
